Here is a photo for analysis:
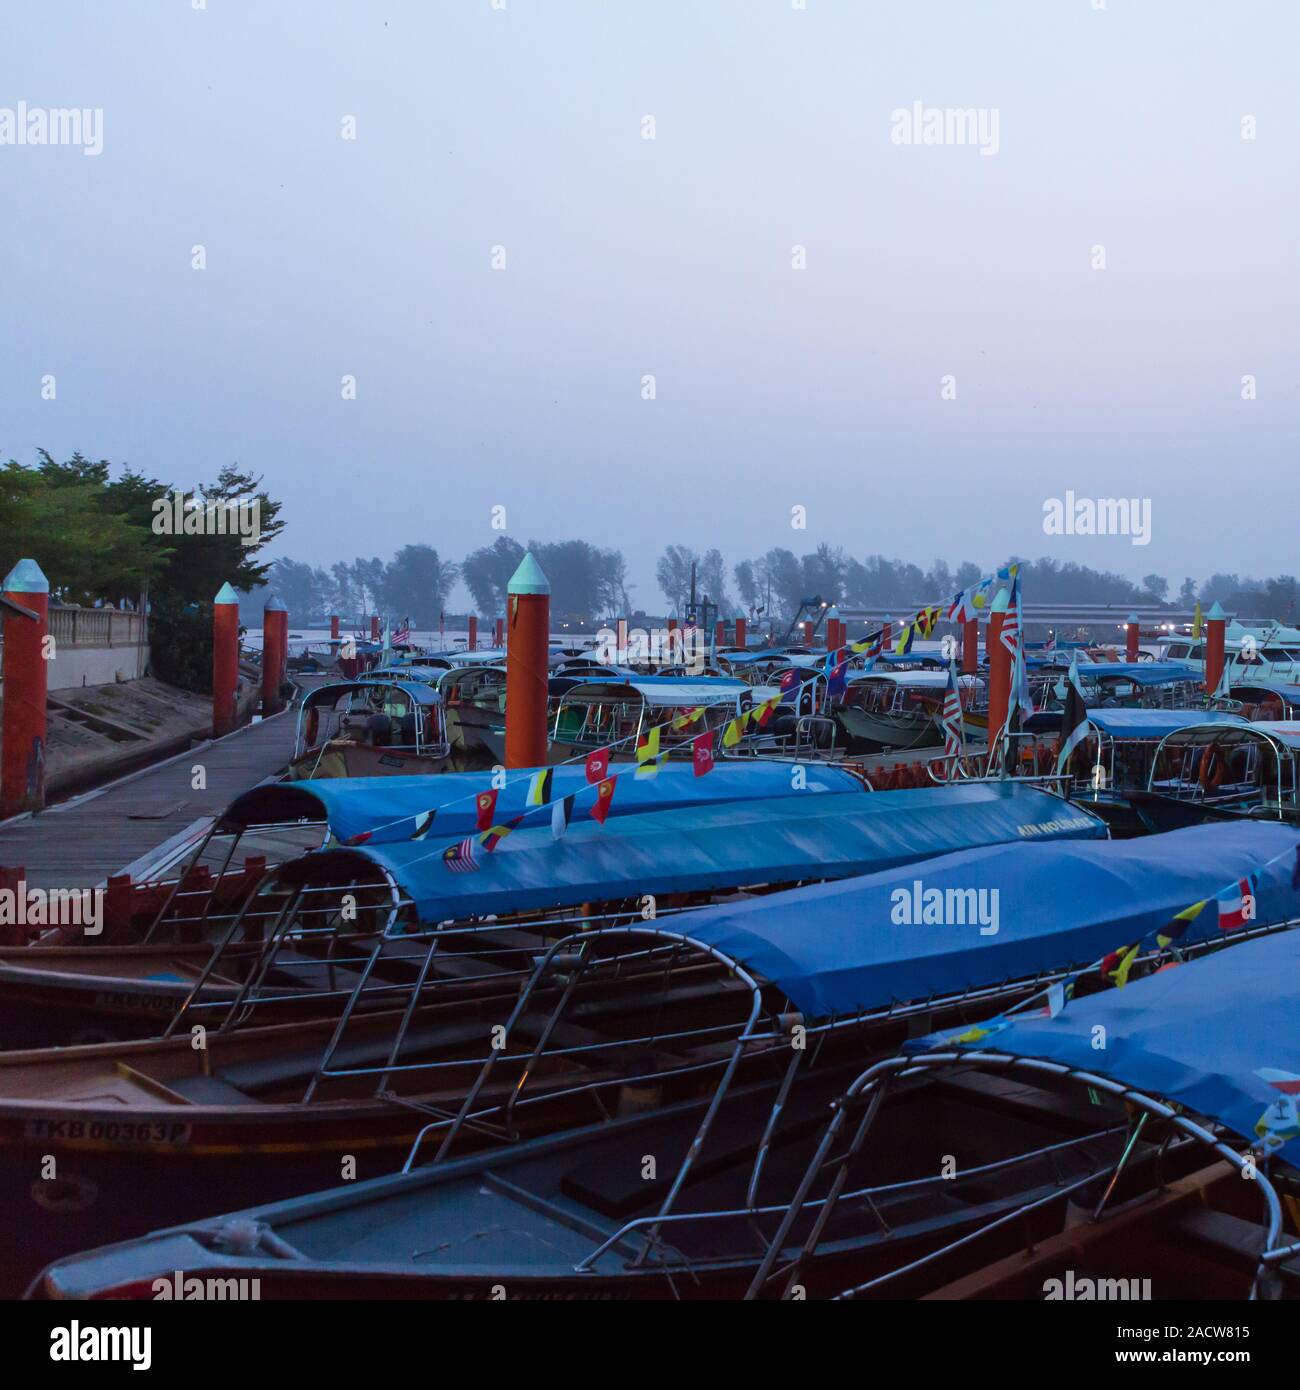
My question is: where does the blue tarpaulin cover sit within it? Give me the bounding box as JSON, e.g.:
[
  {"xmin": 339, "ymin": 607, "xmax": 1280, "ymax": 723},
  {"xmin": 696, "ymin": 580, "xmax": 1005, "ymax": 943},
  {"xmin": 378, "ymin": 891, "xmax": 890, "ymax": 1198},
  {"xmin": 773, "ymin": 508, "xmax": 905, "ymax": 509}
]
[
  {"xmin": 276, "ymin": 781, "xmax": 1103, "ymax": 931},
  {"xmin": 914, "ymin": 922, "xmax": 1300, "ymax": 1164},
  {"xmin": 1024, "ymin": 709, "xmax": 1245, "ymax": 740},
  {"xmin": 221, "ymin": 761, "xmax": 866, "ymax": 841},
  {"xmin": 683, "ymin": 822, "xmax": 1300, "ymax": 1021}
]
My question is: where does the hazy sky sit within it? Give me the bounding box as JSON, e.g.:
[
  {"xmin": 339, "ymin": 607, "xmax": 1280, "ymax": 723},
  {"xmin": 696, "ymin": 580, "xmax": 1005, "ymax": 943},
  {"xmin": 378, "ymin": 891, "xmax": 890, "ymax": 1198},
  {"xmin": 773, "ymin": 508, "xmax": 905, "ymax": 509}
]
[{"xmin": 2, "ymin": 1, "xmax": 1296, "ymax": 610}]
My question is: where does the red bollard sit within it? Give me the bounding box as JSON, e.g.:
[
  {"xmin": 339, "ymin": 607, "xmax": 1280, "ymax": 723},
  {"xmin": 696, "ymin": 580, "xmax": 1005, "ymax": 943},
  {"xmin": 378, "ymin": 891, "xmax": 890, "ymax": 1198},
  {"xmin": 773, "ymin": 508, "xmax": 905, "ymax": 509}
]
[
  {"xmin": 1125, "ymin": 612, "xmax": 1140, "ymax": 664},
  {"xmin": 1, "ymin": 559, "xmax": 49, "ymax": 818},
  {"xmin": 714, "ymin": 620, "xmax": 726, "ymax": 649},
  {"xmin": 987, "ymin": 589, "xmax": 1011, "ymax": 753},
  {"xmin": 962, "ymin": 617, "xmax": 978, "ymax": 675},
  {"xmin": 330, "ymin": 614, "xmax": 340, "ymax": 640},
  {"xmin": 494, "ymin": 616, "xmax": 504, "ymax": 648},
  {"xmin": 735, "ymin": 616, "xmax": 747, "ymax": 649},
  {"xmin": 262, "ymin": 596, "xmax": 287, "ymax": 716},
  {"xmin": 1204, "ymin": 602, "xmax": 1226, "ymax": 696},
  {"xmin": 212, "ymin": 583, "xmax": 240, "ymax": 738},
  {"xmin": 370, "ymin": 615, "xmax": 381, "ymax": 642},
  {"xmin": 467, "ymin": 616, "xmax": 478, "ymax": 652},
  {"xmin": 882, "ymin": 617, "xmax": 892, "ymax": 648},
  {"xmin": 505, "ymin": 553, "xmax": 551, "ymax": 769}
]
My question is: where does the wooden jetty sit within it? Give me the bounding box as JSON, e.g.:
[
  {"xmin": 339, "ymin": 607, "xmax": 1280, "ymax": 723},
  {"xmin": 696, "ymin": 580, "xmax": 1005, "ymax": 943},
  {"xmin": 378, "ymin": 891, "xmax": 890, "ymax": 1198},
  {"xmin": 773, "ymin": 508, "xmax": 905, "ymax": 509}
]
[{"xmin": 0, "ymin": 704, "xmax": 307, "ymax": 892}]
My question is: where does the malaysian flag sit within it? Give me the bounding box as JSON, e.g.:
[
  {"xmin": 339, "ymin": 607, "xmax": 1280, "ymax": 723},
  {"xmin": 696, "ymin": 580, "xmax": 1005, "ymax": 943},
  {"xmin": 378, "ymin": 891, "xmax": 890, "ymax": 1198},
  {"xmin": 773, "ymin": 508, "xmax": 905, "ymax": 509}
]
[
  {"xmin": 939, "ymin": 662, "xmax": 964, "ymax": 772},
  {"xmin": 392, "ymin": 617, "xmax": 410, "ymax": 645},
  {"xmin": 1000, "ymin": 574, "xmax": 1022, "ymax": 656},
  {"xmin": 442, "ymin": 838, "xmax": 478, "ymax": 873}
]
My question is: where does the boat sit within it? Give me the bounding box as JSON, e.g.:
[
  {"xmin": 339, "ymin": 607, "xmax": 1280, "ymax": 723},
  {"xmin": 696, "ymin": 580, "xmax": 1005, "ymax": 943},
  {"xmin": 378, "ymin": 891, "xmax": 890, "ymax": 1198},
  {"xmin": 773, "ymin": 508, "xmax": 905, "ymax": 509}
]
[
  {"xmin": 1019, "ymin": 708, "xmax": 1248, "ymax": 836},
  {"xmin": 287, "ymin": 679, "xmax": 453, "ymax": 779},
  {"xmin": 1128, "ymin": 721, "xmax": 1300, "ymax": 832},
  {"xmin": 862, "ymin": 923, "xmax": 1300, "ymax": 1300},
  {"xmin": 0, "ymin": 781, "xmax": 1107, "ymax": 1292},
  {"xmin": 0, "ymin": 767, "xmax": 995, "ymax": 1045},
  {"xmin": 833, "ymin": 671, "xmax": 980, "ymax": 753},
  {"xmin": 30, "ymin": 822, "xmax": 1300, "ymax": 1300},
  {"xmin": 546, "ymin": 676, "xmax": 749, "ymax": 764}
]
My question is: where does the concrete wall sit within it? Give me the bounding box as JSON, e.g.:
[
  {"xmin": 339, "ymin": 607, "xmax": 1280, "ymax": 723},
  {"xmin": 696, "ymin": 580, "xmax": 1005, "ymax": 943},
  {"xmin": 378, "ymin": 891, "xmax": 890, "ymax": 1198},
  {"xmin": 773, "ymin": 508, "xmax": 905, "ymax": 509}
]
[{"xmin": 47, "ymin": 642, "xmax": 149, "ymax": 691}]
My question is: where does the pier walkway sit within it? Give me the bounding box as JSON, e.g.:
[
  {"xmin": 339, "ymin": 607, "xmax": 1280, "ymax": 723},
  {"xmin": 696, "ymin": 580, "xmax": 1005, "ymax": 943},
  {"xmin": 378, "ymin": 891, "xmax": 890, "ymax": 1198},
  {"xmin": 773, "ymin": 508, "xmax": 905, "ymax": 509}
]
[{"xmin": 0, "ymin": 705, "xmax": 304, "ymax": 891}]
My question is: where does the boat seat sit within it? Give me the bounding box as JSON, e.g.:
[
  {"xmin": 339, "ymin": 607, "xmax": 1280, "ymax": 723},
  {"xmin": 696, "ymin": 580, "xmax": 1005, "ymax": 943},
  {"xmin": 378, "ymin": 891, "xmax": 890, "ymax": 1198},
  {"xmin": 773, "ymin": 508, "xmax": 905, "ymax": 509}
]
[
  {"xmin": 1161, "ymin": 1207, "xmax": 1295, "ymax": 1275},
  {"xmin": 166, "ymin": 1073, "xmax": 259, "ymax": 1105}
]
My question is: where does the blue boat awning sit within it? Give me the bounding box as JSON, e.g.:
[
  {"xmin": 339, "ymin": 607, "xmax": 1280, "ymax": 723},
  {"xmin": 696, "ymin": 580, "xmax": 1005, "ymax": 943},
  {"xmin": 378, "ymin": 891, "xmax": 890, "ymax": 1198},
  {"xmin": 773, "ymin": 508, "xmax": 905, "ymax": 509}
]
[
  {"xmin": 912, "ymin": 923, "xmax": 1300, "ymax": 1167},
  {"xmin": 274, "ymin": 782, "xmax": 1104, "ymax": 930},
  {"xmin": 683, "ymin": 822, "xmax": 1300, "ymax": 1021},
  {"xmin": 219, "ymin": 761, "xmax": 867, "ymax": 841}
]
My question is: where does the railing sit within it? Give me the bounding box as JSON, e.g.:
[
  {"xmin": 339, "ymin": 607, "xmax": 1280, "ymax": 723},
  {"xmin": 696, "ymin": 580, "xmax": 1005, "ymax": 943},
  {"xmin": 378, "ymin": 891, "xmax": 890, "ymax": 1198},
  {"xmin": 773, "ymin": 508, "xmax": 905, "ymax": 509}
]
[{"xmin": 47, "ymin": 605, "xmax": 147, "ymax": 649}]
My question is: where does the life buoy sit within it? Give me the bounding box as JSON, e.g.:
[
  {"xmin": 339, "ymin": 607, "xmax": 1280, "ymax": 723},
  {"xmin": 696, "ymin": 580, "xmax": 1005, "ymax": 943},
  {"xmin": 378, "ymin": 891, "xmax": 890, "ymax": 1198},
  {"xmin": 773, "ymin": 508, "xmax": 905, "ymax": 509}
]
[{"xmin": 1199, "ymin": 743, "xmax": 1226, "ymax": 791}]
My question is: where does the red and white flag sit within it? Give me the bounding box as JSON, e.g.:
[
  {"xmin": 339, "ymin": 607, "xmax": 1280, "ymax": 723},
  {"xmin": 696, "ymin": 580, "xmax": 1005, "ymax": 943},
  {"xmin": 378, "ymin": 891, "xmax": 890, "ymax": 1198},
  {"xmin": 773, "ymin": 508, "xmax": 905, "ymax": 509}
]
[
  {"xmin": 693, "ymin": 730, "xmax": 715, "ymax": 777},
  {"xmin": 585, "ymin": 747, "xmax": 611, "ymax": 784},
  {"xmin": 1218, "ymin": 877, "xmax": 1256, "ymax": 932}
]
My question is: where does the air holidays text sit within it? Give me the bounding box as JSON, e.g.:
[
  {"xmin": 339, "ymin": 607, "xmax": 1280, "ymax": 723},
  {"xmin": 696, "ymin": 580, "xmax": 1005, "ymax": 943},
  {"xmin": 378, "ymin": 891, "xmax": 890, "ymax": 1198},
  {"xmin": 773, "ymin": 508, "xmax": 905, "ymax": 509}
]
[{"xmin": 890, "ymin": 881, "xmax": 999, "ymax": 935}]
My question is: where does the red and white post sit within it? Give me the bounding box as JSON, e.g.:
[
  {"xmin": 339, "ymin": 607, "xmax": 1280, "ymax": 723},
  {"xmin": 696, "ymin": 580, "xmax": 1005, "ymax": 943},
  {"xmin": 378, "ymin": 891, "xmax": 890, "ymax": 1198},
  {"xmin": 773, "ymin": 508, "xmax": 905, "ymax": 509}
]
[
  {"xmin": 1, "ymin": 559, "xmax": 50, "ymax": 817},
  {"xmin": 505, "ymin": 553, "xmax": 551, "ymax": 769}
]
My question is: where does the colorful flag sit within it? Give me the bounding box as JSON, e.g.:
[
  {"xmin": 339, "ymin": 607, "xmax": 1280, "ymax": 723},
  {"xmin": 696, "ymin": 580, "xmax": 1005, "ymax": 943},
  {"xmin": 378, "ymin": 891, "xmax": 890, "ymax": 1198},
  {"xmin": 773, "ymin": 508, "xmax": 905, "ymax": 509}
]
[
  {"xmin": 1156, "ymin": 898, "xmax": 1209, "ymax": 948},
  {"xmin": 1100, "ymin": 941, "xmax": 1141, "ymax": 988},
  {"xmin": 474, "ymin": 789, "xmax": 498, "ymax": 833},
  {"xmin": 826, "ymin": 655, "xmax": 849, "ymax": 699},
  {"xmin": 590, "ymin": 776, "xmax": 617, "ymax": 824},
  {"xmin": 442, "ymin": 838, "xmax": 478, "ymax": 873},
  {"xmin": 479, "ymin": 814, "xmax": 524, "ymax": 853},
  {"xmin": 1055, "ymin": 653, "xmax": 1090, "ymax": 775},
  {"xmin": 585, "ymin": 747, "xmax": 611, "ymax": 784},
  {"xmin": 1044, "ymin": 982, "xmax": 1070, "ymax": 1017},
  {"xmin": 525, "ymin": 767, "xmax": 553, "ymax": 807},
  {"xmin": 1000, "ymin": 574, "xmax": 1022, "ymax": 656},
  {"xmin": 551, "ymin": 794, "xmax": 575, "ymax": 840},
  {"xmin": 670, "ymin": 705, "xmax": 705, "ymax": 731},
  {"xmin": 939, "ymin": 662, "xmax": 964, "ymax": 770},
  {"xmin": 894, "ymin": 624, "xmax": 915, "ymax": 656},
  {"xmin": 693, "ymin": 730, "xmax": 715, "ymax": 776},
  {"xmin": 1217, "ymin": 876, "xmax": 1256, "ymax": 931},
  {"xmin": 393, "ymin": 618, "xmax": 410, "ymax": 645},
  {"xmin": 778, "ymin": 668, "xmax": 801, "ymax": 704},
  {"xmin": 751, "ymin": 695, "xmax": 780, "ymax": 727},
  {"xmin": 722, "ymin": 715, "xmax": 746, "ymax": 748},
  {"xmin": 636, "ymin": 725, "xmax": 661, "ymax": 766}
]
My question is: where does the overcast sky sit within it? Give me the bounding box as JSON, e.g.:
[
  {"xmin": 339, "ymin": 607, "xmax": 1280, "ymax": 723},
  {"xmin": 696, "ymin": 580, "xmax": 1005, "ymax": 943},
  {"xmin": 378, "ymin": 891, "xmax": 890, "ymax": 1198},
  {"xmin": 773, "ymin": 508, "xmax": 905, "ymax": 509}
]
[{"xmin": 2, "ymin": 1, "xmax": 1296, "ymax": 610}]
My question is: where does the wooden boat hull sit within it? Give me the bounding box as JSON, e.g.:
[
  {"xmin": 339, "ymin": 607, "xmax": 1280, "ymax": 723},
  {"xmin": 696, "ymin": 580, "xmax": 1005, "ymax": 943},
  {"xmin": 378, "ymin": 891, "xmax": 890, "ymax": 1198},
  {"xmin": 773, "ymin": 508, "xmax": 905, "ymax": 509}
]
[{"xmin": 834, "ymin": 706, "xmax": 941, "ymax": 752}]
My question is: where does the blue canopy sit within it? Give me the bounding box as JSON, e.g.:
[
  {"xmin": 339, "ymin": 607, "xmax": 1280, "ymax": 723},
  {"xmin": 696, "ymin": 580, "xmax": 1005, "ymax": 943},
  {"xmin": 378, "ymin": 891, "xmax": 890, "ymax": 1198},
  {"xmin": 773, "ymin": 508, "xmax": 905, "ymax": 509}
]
[
  {"xmin": 1085, "ymin": 709, "xmax": 1247, "ymax": 739},
  {"xmin": 1083, "ymin": 662, "xmax": 1203, "ymax": 687},
  {"xmin": 914, "ymin": 924, "xmax": 1300, "ymax": 1166},
  {"xmin": 683, "ymin": 822, "xmax": 1300, "ymax": 1021},
  {"xmin": 1230, "ymin": 682, "xmax": 1300, "ymax": 706},
  {"xmin": 301, "ymin": 679, "xmax": 441, "ymax": 707},
  {"xmin": 220, "ymin": 761, "xmax": 866, "ymax": 841},
  {"xmin": 1025, "ymin": 709, "xmax": 1245, "ymax": 739},
  {"xmin": 275, "ymin": 782, "xmax": 1103, "ymax": 930}
]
